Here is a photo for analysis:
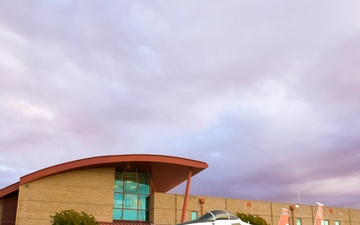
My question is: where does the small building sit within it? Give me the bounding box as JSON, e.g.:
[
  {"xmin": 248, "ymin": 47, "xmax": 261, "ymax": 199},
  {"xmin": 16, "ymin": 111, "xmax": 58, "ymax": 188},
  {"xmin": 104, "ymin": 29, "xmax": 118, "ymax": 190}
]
[
  {"xmin": 1, "ymin": 154, "xmax": 360, "ymax": 225},
  {"xmin": 0, "ymin": 154, "xmax": 207, "ymax": 225}
]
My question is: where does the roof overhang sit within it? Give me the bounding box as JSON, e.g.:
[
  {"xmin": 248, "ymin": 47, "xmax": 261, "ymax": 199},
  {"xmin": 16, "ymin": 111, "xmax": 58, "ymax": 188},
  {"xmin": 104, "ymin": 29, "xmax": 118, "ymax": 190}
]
[
  {"xmin": 0, "ymin": 182, "xmax": 19, "ymax": 198},
  {"xmin": 0, "ymin": 154, "xmax": 208, "ymax": 198}
]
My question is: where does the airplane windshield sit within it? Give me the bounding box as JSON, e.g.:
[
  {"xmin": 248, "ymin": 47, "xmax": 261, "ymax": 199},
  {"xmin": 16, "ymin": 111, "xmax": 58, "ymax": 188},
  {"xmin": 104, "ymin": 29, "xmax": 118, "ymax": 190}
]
[
  {"xmin": 198, "ymin": 212, "xmax": 216, "ymax": 221},
  {"xmin": 198, "ymin": 210, "xmax": 239, "ymax": 221}
]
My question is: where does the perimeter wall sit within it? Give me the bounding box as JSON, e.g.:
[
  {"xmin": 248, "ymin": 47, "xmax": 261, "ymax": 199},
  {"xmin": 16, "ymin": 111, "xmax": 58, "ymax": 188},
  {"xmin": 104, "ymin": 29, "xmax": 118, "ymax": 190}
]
[{"xmin": 151, "ymin": 192, "xmax": 360, "ymax": 225}]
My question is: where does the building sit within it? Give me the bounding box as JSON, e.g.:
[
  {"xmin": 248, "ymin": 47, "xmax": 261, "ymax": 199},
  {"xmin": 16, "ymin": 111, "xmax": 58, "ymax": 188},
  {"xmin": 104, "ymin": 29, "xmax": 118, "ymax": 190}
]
[{"xmin": 0, "ymin": 154, "xmax": 359, "ymax": 225}]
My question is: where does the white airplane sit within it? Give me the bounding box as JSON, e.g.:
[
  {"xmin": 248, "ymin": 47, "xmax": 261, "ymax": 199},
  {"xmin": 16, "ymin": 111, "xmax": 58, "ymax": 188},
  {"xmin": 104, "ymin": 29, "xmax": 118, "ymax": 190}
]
[
  {"xmin": 177, "ymin": 210, "xmax": 250, "ymax": 225},
  {"xmin": 277, "ymin": 208, "xmax": 289, "ymax": 225}
]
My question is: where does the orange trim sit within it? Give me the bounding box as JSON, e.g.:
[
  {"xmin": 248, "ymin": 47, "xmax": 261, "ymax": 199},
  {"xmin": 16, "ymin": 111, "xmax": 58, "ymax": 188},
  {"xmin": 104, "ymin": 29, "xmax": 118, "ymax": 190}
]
[
  {"xmin": 0, "ymin": 182, "xmax": 19, "ymax": 198},
  {"xmin": 20, "ymin": 154, "xmax": 207, "ymax": 184},
  {"xmin": 181, "ymin": 168, "xmax": 193, "ymax": 222}
]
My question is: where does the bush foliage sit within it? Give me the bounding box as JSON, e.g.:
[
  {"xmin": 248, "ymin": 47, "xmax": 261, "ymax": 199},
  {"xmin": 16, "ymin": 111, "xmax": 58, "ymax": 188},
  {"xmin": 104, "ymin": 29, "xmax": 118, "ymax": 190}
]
[
  {"xmin": 236, "ymin": 212, "xmax": 270, "ymax": 225},
  {"xmin": 50, "ymin": 209, "xmax": 98, "ymax": 225}
]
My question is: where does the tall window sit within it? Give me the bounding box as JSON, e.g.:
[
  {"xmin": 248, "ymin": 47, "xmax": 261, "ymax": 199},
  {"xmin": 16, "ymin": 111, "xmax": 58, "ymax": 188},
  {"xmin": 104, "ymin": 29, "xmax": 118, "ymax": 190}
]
[
  {"xmin": 296, "ymin": 218, "xmax": 302, "ymax": 225},
  {"xmin": 191, "ymin": 211, "xmax": 198, "ymax": 220},
  {"xmin": 324, "ymin": 220, "xmax": 329, "ymax": 225},
  {"xmin": 114, "ymin": 171, "xmax": 150, "ymax": 221},
  {"xmin": 335, "ymin": 221, "xmax": 340, "ymax": 225}
]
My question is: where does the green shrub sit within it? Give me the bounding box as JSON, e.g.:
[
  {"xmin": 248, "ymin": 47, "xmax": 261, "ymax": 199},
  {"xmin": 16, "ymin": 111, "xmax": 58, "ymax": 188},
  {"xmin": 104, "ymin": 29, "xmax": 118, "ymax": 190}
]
[
  {"xmin": 50, "ymin": 209, "xmax": 98, "ymax": 225},
  {"xmin": 236, "ymin": 212, "xmax": 270, "ymax": 225}
]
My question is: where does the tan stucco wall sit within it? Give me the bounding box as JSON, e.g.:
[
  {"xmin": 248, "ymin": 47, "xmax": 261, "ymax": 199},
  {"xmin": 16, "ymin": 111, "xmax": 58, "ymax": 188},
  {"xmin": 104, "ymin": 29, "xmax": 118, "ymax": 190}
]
[
  {"xmin": 350, "ymin": 209, "xmax": 360, "ymax": 225},
  {"xmin": 152, "ymin": 193, "xmax": 360, "ymax": 225},
  {"xmin": 150, "ymin": 192, "xmax": 177, "ymax": 225},
  {"xmin": 15, "ymin": 167, "xmax": 115, "ymax": 225}
]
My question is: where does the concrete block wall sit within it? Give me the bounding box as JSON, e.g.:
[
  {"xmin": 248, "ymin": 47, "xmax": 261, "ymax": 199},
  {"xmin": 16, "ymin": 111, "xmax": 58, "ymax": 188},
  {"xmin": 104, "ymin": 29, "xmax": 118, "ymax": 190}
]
[
  {"xmin": 152, "ymin": 193, "xmax": 360, "ymax": 225},
  {"xmin": 313, "ymin": 206, "xmax": 359, "ymax": 225},
  {"xmin": 227, "ymin": 199, "xmax": 273, "ymax": 224},
  {"xmin": 151, "ymin": 192, "xmax": 178, "ymax": 225},
  {"xmin": 350, "ymin": 209, "xmax": 360, "ymax": 225},
  {"xmin": 15, "ymin": 167, "xmax": 115, "ymax": 225}
]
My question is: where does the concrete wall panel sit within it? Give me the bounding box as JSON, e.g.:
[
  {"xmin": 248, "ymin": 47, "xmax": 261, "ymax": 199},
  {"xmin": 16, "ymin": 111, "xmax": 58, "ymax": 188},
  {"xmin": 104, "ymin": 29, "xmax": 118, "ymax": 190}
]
[{"xmin": 15, "ymin": 167, "xmax": 114, "ymax": 225}]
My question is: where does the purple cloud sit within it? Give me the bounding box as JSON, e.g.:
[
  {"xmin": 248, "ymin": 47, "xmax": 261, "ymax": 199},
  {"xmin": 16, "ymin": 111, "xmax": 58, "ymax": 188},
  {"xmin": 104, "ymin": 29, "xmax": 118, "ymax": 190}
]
[{"xmin": 1, "ymin": 0, "xmax": 360, "ymax": 208}]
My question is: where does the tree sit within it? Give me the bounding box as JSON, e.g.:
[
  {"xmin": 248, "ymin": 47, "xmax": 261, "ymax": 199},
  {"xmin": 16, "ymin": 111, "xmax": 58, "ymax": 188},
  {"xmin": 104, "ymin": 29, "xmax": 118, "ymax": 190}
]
[
  {"xmin": 236, "ymin": 212, "xmax": 271, "ymax": 225},
  {"xmin": 50, "ymin": 209, "xmax": 98, "ymax": 225}
]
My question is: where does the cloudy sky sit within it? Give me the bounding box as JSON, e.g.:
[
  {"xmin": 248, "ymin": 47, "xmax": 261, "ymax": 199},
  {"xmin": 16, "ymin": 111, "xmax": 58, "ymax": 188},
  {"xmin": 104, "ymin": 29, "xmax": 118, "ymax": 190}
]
[{"xmin": 1, "ymin": 1, "xmax": 360, "ymax": 208}]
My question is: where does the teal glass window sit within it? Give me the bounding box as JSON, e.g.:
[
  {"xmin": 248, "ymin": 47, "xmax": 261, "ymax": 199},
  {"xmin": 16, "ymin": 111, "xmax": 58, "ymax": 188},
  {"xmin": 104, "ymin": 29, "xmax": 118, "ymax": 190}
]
[
  {"xmin": 123, "ymin": 209, "xmax": 137, "ymax": 220},
  {"xmin": 125, "ymin": 181, "xmax": 138, "ymax": 193},
  {"xmin": 191, "ymin": 211, "xmax": 198, "ymax": 220},
  {"xmin": 139, "ymin": 183, "xmax": 150, "ymax": 194},
  {"xmin": 139, "ymin": 195, "xmax": 147, "ymax": 210},
  {"xmin": 138, "ymin": 210, "xmax": 147, "ymax": 220},
  {"xmin": 114, "ymin": 193, "xmax": 123, "ymax": 207},
  {"xmin": 114, "ymin": 171, "xmax": 150, "ymax": 221},
  {"xmin": 113, "ymin": 209, "xmax": 123, "ymax": 219}
]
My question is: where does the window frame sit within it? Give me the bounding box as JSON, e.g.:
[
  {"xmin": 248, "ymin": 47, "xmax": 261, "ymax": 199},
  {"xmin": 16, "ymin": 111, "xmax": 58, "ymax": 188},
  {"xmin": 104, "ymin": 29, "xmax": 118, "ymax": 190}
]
[{"xmin": 114, "ymin": 171, "xmax": 150, "ymax": 221}]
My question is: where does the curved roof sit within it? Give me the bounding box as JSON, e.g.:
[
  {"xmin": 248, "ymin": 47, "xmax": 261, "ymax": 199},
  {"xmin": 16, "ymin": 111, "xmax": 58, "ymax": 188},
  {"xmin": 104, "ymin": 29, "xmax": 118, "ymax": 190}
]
[{"xmin": 0, "ymin": 154, "xmax": 208, "ymax": 198}]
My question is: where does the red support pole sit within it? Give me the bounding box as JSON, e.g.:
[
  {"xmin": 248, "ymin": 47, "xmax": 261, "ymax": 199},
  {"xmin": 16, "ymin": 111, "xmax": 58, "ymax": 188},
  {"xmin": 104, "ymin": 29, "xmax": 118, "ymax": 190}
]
[{"xmin": 181, "ymin": 168, "xmax": 193, "ymax": 222}]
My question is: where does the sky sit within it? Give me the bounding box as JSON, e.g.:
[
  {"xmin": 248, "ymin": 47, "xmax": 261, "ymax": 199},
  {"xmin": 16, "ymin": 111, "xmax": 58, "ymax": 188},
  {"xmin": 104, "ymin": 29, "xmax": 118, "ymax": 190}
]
[{"xmin": 1, "ymin": 1, "xmax": 360, "ymax": 209}]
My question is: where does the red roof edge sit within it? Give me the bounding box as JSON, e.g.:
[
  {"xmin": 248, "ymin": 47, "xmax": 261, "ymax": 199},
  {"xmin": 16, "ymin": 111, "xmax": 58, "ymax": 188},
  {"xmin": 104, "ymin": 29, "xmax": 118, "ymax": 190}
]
[
  {"xmin": 0, "ymin": 182, "xmax": 19, "ymax": 198},
  {"xmin": 19, "ymin": 154, "xmax": 208, "ymax": 185}
]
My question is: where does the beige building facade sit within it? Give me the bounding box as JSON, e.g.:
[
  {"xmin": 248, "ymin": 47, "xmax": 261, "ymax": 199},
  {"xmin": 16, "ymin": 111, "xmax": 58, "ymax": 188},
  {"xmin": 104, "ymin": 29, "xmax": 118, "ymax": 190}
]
[{"xmin": 0, "ymin": 154, "xmax": 359, "ymax": 225}]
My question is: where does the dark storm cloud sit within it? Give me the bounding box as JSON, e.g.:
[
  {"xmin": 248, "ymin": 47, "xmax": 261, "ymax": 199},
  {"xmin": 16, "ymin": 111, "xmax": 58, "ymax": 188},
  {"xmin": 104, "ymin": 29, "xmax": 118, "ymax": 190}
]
[{"xmin": 1, "ymin": 0, "xmax": 360, "ymax": 208}]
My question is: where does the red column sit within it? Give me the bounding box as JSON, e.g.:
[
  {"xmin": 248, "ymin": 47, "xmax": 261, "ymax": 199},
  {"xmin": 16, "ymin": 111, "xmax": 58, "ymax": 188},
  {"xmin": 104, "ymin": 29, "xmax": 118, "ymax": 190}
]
[{"xmin": 181, "ymin": 168, "xmax": 193, "ymax": 222}]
